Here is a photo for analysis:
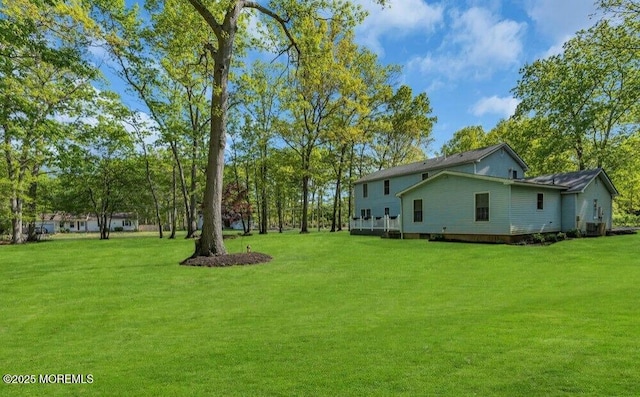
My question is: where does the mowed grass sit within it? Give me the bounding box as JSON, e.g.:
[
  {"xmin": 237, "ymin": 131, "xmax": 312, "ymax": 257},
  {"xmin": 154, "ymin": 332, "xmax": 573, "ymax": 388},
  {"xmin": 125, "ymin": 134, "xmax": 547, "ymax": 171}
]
[{"xmin": 1, "ymin": 232, "xmax": 639, "ymax": 396}]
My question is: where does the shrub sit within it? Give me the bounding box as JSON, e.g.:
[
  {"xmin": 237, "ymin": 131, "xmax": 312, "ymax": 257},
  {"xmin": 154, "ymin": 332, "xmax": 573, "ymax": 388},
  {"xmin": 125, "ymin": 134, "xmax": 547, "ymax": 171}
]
[
  {"xmin": 114, "ymin": 226, "xmax": 124, "ymax": 232},
  {"xmin": 556, "ymin": 232, "xmax": 566, "ymax": 241},
  {"xmin": 566, "ymin": 229, "xmax": 582, "ymax": 238},
  {"xmin": 532, "ymin": 233, "xmax": 545, "ymax": 244},
  {"xmin": 545, "ymin": 233, "xmax": 558, "ymax": 243}
]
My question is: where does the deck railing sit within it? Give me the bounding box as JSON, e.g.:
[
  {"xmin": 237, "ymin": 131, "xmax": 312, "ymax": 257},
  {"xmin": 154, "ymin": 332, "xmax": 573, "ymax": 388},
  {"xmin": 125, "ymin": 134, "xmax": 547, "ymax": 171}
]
[{"xmin": 350, "ymin": 215, "xmax": 401, "ymax": 232}]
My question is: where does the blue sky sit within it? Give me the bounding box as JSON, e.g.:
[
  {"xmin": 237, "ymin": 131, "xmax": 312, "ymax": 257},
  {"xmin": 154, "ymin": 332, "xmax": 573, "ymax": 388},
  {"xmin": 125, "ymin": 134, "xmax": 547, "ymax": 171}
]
[
  {"xmin": 352, "ymin": 0, "xmax": 601, "ymax": 153},
  {"xmin": 105, "ymin": 0, "xmax": 602, "ymax": 155}
]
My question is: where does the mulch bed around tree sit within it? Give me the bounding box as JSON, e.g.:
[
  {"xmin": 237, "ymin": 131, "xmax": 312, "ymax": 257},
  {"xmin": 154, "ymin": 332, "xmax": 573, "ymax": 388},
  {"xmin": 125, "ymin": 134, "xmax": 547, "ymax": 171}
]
[{"xmin": 180, "ymin": 252, "xmax": 272, "ymax": 267}]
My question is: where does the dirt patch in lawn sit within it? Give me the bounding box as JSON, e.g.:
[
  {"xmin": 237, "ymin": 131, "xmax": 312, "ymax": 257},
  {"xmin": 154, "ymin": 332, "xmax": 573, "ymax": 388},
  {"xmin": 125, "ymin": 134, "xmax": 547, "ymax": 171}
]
[{"xmin": 180, "ymin": 252, "xmax": 272, "ymax": 267}]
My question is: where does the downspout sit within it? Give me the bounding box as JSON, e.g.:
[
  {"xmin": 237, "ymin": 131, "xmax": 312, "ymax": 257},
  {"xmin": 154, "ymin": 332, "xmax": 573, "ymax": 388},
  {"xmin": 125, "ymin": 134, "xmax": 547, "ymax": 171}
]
[{"xmin": 399, "ymin": 195, "xmax": 404, "ymax": 239}]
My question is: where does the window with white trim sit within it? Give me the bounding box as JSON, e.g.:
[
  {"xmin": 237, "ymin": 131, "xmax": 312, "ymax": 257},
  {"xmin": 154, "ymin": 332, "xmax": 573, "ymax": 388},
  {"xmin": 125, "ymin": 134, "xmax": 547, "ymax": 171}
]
[
  {"xmin": 413, "ymin": 199, "xmax": 423, "ymax": 222},
  {"xmin": 475, "ymin": 193, "xmax": 489, "ymax": 221}
]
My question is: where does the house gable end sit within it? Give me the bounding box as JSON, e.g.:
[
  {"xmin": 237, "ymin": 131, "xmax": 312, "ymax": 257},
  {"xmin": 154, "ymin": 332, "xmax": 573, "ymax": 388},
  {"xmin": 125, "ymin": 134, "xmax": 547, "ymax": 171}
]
[{"xmin": 355, "ymin": 143, "xmax": 527, "ymax": 185}]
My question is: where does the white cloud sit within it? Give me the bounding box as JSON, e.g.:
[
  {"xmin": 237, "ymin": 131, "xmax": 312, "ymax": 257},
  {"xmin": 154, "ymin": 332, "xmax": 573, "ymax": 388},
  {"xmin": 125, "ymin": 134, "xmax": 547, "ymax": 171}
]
[
  {"xmin": 471, "ymin": 95, "xmax": 520, "ymax": 118},
  {"xmin": 355, "ymin": 0, "xmax": 444, "ymax": 56},
  {"xmin": 408, "ymin": 7, "xmax": 526, "ymax": 80},
  {"xmin": 450, "ymin": 7, "xmax": 525, "ymax": 69},
  {"xmin": 524, "ymin": 0, "xmax": 599, "ymax": 58},
  {"xmin": 525, "ymin": 0, "xmax": 598, "ymax": 40}
]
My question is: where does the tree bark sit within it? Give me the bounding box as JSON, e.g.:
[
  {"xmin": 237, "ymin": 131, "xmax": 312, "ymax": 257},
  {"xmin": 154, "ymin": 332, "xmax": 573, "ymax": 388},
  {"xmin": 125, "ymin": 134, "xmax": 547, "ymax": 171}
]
[
  {"xmin": 170, "ymin": 164, "xmax": 177, "ymax": 239},
  {"xmin": 276, "ymin": 184, "xmax": 283, "ymax": 233},
  {"xmin": 26, "ymin": 173, "xmax": 39, "ymax": 242},
  {"xmin": 300, "ymin": 172, "xmax": 310, "ymax": 233},
  {"xmin": 188, "ymin": 145, "xmax": 198, "ymax": 237},
  {"xmin": 330, "ymin": 144, "xmax": 346, "ymax": 232},
  {"xmin": 187, "ymin": 0, "xmax": 298, "ymax": 255},
  {"xmin": 195, "ymin": 25, "xmax": 236, "ymax": 257},
  {"xmin": 259, "ymin": 143, "xmax": 268, "ymax": 234},
  {"xmin": 140, "ymin": 138, "xmax": 163, "ymax": 238},
  {"xmin": 10, "ymin": 196, "xmax": 23, "ymax": 244}
]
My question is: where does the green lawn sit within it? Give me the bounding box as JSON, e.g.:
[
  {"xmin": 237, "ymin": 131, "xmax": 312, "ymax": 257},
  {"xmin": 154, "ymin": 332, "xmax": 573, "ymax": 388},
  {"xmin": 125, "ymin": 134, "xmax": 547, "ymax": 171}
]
[{"xmin": 1, "ymin": 232, "xmax": 639, "ymax": 396}]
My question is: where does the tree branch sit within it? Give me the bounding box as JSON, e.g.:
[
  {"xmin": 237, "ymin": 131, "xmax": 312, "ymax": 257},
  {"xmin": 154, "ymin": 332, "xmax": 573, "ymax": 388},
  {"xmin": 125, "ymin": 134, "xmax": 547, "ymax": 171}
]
[
  {"xmin": 242, "ymin": 1, "xmax": 300, "ymax": 58},
  {"xmin": 185, "ymin": 0, "xmax": 223, "ymax": 36}
]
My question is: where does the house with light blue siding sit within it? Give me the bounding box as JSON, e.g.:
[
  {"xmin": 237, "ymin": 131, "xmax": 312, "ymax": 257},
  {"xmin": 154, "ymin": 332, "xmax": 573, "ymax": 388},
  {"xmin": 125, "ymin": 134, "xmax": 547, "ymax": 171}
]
[{"xmin": 351, "ymin": 143, "xmax": 618, "ymax": 242}]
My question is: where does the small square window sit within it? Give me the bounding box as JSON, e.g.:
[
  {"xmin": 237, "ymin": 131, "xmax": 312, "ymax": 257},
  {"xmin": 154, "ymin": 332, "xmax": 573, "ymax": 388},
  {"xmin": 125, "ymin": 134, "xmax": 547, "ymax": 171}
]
[
  {"xmin": 512, "ymin": 170, "xmax": 518, "ymax": 179},
  {"xmin": 422, "ymin": 173, "xmax": 429, "ymax": 180}
]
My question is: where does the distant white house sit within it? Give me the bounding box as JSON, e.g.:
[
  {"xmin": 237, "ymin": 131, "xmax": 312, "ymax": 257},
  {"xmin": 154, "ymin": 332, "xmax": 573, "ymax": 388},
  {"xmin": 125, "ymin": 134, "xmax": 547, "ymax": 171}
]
[{"xmin": 35, "ymin": 213, "xmax": 138, "ymax": 234}]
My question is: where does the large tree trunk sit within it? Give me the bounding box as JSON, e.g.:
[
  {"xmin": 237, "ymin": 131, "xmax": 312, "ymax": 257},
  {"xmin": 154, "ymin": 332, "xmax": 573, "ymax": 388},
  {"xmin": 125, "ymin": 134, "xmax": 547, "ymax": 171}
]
[{"xmin": 195, "ymin": 34, "xmax": 234, "ymax": 257}]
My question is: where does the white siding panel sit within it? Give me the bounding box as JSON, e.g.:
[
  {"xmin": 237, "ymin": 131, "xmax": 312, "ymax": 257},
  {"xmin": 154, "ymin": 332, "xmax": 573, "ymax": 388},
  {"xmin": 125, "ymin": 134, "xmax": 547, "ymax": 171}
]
[
  {"xmin": 401, "ymin": 174, "xmax": 511, "ymax": 235},
  {"xmin": 510, "ymin": 186, "xmax": 561, "ymax": 234},
  {"xmin": 561, "ymin": 195, "xmax": 577, "ymax": 232},
  {"xmin": 476, "ymin": 149, "xmax": 527, "ymax": 178},
  {"xmin": 575, "ymin": 176, "xmax": 614, "ymax": 231},
  {"xmin": 355, "ymin": 173, "xmax": 422, "ymax": 218}
]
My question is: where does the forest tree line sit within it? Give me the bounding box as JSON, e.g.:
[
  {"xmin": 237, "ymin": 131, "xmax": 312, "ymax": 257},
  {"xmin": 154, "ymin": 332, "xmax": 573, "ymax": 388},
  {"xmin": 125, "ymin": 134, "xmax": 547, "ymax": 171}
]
[{"xmin": 1, "ymin": 0, "xmax": 638, "ymax": 245}]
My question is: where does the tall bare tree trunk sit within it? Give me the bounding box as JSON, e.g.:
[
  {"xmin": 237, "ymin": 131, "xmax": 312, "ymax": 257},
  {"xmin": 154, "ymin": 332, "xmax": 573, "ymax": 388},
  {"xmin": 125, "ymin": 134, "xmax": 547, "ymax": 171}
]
[
  {"xmin": 276, "ymin": 184, "xmax": 283, "ymax": 233},
  {"xmin": 188, "ymin": 145, "xmax": 198, "ymax": 237},
  {"xmin": 170, "ymin": 164, "xmax": 177, "ymax": 239},
  {"xmin": 301, "ymin": 173, "xmax": 310, "ymax": 233},
  {"xmin": 331, "ymin": 144, "xmax": 346, "ymax": 232},
  {"xmin": 10, "ymin": 196, "xmax": 23, "ymax": 244},
  {"xmin": 259, "ymin": 144, "xmax": 268, "ymax": 234},
  {"xmin": 139, "ymin": 138, "xmax": 163, "ymax": 238},
  {"xmin": 26, "ymin": 170, "xmax": 39, "ymax": 242},
  {"xmin": 196, "ymin": 33, "xmax": 235, "ymax": 257}
]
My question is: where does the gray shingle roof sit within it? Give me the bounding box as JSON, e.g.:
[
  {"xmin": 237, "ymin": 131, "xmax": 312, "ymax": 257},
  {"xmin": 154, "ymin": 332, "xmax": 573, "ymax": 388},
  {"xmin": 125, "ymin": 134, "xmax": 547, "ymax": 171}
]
[
  {"xmin": 525, "ymin": 168, "xmax": 618, "ymax": 195},
  {"xmin": 355, "ymin": 143, "xmax": 527, "ymax": 184}
]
